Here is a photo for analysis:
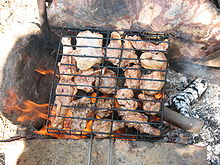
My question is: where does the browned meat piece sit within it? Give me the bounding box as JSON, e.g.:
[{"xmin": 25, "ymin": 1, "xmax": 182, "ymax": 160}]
[
  {"xmin": 73, "ymin": 31, "xmax": 104, "ymax": 70},
  {"xmin": 95, "ymin": 68, "xmax": 116, "ymax": 94},
  {"xmin": 124, "ymin": 65, "xmax": 141, "ymax": 89},
  {"xmin": 140, "ymin": 52, "xmax": 167, "ymax": 70},
  {"xmin": 70, "ymin": 97, "xmax": 94, "ymax": 131},
  {"xmin": 92, "ymin": 120, "xmax": 124, "ymax": 138},
  {"xmin": 116, "ymin": 89, "xmax": 138, "ymax": 111},
  {"xmin": 120, "ymin": 40, "xmax": 138, "ymax": 68},
  {"xmin": 106, "ymin": 32, "xmax": 122, "ymax": 65},
  {"xmin": 140, "ymin": 71, "xmax": 165, "ymax": 95},
  {"xmin": 126, "ymin": 35, "xmax": 168, "ymax": 51},
  {"xmin": 52, "ymin": 78, "xmax": 78, "ymax": 129},
  {"xmin": 95, "ymin": 98, "xmax": 113, "ymax": 118},
  {"xmin": 116, "ymin": 89, "xmax": 160, "ymax": 136},
  {"xmin": 138, "ymin": 93, "xmax": 160, "ymax": 115},
  {"xmin": 60, "ymin": 37, "xmax": 77, "ymax": 79},
  {"xmin": 115, "ymin": 89, "xmax": 134, "ymax": 105},
  {"xmin": 74, "ymin": 68, "xmax": 101, "ymax": 93},
  {"xmin": 119, "ymin": 110, "xmax": 160, "ymax": 136}
]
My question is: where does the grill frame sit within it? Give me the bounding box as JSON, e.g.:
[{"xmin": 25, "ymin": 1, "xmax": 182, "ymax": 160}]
[{"xmin": 46, "ymin": 27, "xmax": 169, "ymax": 163}]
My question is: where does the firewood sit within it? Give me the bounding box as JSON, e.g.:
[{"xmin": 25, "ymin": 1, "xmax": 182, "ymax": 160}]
[{"xmin": 168, "ymin": 78, "xmax": 208, "ymax": 117}]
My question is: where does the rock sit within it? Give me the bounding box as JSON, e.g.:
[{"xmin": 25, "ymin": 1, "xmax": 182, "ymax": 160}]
[
  {"xmin": 0, "ymin": 23, "xmax": 55, "ymax": 128},
  {"xmin": 0, "ymin": 139, "xmax": 207, "ymax": 165},
  {"xmin": 47, "ymin": 0, "xmax": 220, "ymax": 59}
]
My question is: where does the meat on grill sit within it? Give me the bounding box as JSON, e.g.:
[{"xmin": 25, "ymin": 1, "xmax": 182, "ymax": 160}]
[
  {"xmin": 74, "ymin": 68, "xmax": 101, "ymax": 93},
  {"xmin": 115, "ymin": 89, "xmax": 134, "ymax": 106},
  {"xmin": 95, "ymin": 68, "xmax": 116, "ymax": 94},
  {"xmin": 95, "ymin": 98, "xmax": 113, "ymax": 118},
  {"xmin": 120, "ymin": 40, "xmax": 138, "ymax": 68},
  {"xmin": 126, "ymin": 35, "xmax": 168, "ymax": 51},
  {"xmin": 138, "ymin": 93, "xmax": 160, "ymax": 115},
  {"xmin": 116, "ymin": 89, "xmax": 160, "ymax": 136},
  {"xmin": 70, "ymin": 97, "xmax": 94, "ymax": 131},
  {"xmin": 119, "ymin": 110, "xmax": 160, "ymax": 136},
  {"xmin": 60, "ymin": 37, "xmax": 77, "ymax": 78},
  {"xmin": 124, "ymin": 65, "xmax": 141, "ymax": 89},
  {"xmin": 73, "ymin": 31, "xmax": 104, "ymax": 70},
  {"xmin": 140, "ymin": 71, "xmax": 165, "ymax": 95},
  {"xmin": 140, "ymin": 52, "xmax": 167, "ymax": 70},
  {"xmin": 92, "ymin": 120, "xmax": 124, "ymax": 138},
  {"xmin": 51, "ymin": 78, "xmax": 78, "ymax": 129},
  {"xmin": 106, "ymin": 31, "xmax": 122, "ymax": 65}
]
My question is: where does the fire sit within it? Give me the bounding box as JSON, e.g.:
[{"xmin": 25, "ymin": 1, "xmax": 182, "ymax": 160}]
[
  {"xmin": 91, "ymin": 92, "xmax": 97, "ymax": 103},
  {"xmin": 112, "ymin": 128, "xmax": 136, "ymax": 141},
  {"xmin": 154, "ymin": 92, "xmax": 164, "ymax": 100},
  {"xmin": 35, "ymin": 68, "xmax": 54, "ymax": 75},
  {"xmin": 3, "ymin": 90, "xmax": 93, "ymax": 139},
  {"xmin": 3, "ymin": 90, "xmax": 48, "ymax": 123}
]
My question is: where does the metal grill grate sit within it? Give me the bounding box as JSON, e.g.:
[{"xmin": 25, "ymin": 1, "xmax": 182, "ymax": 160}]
[{"xmin": 46, "ymin": 27, "xmax": 169, "ymax": 163}]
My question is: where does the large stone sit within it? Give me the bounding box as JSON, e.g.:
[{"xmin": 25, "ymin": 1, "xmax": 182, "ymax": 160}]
[
  {"xmin": 0, "ymin": 139, "xmax": 207, "ymax": 165},
  {"xmin": 0, "ymin": 23, "xmax": 56, "ymax": 128},
  {"xmin": 47, "ymin": 0, "xmax": 220, "ymax": 59}
]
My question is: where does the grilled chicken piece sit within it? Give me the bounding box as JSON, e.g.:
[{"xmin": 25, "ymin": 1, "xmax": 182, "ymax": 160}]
[
  {"xmin": 106, "ymin": 31, "xmax": 122, "ymax": 65},
  {"xmin": 138, "ymin": 93, "xmax": 160, "ymax": 115},
  {"xmin": 92, "ymin": 120, "xmax": 124, "ymax": 138},
  {"xmin": 120, "ymin": 40, "xmax": 138, "ymax": 68},
  {"xmin": 124, "ymin": 65, "xmax": 141, "ymax": 89},
  {"xmin": 52, "ymin": 78, "xmax": 78, "ymax": 129},
  {"xmin": 95, "ymin": 98, "xmax": 113, "ymax": 118},
  {"xmin": 140, "ymin": 52, "xmax": 167, "ymax": 70},
  {"xmin": 73, "ymin": 31, "xmax": 104, "ymax": 70},
  {"xmin": 74, "ymin": 68, "xmax": 101, "ymax": 93},
  {"xmin": 70, "ymin": 97, "xmax": 94, "ymax": 131},
  {"xmin": 125, "ymin": 35, "xmax": 168, "ymax": 51},
  {"xmin": 140, "ymin": 71, "xmax": 165, "ymax": 95},
  {"xmin": 116, "ymin": 89, "xmax": 160, "ymax": 136},
  {"xmin": 95, "ymin": 68, "xmax": 116, "ymax": 94}
]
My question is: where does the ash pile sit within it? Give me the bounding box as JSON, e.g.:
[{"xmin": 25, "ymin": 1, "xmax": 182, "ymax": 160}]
[{"xmin": 162, "ymin": 69, "xmax": 220, "ymax": 165}]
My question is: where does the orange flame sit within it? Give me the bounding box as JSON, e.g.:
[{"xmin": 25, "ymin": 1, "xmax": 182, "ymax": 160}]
[
  {"xmin": 34, "ymin": 124, "xmax": 88, "ymax": 139},
  {"xmin": 91, "ymin": 92, "xmax": 97, "ymax": 103},
  {"xmin": 3, "ymin": 90, "xmax": 48, "ymax": 123},
  {"xmin": 154, "ymin": 92, "xmax": 164, "ymax": 100},
  {"xmin": 112, "ymin": 128, "xmax": 136, "ymax": 141},
  {"xmin": 34, "ymin": 68, "xmax": 54, "ymax": 75}
]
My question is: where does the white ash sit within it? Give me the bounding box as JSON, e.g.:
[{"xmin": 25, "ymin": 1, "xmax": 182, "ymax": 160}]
[
  {"xmin": 166, "ymin": 75, "xmax": 207, "ymax": 117},
  {"xmin": 163, "ymin": 69, "xmax": 220, "ymax": 165}
]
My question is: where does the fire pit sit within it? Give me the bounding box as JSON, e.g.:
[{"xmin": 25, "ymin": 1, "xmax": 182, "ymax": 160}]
[{"xmin": 2, "ymin": 0, "xmax": 220, "ymax": 164}]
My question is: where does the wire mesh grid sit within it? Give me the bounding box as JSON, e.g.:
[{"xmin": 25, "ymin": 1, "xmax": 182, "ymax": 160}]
[{"xmin": 46, "ymin": 27, "xmax": 169, "ymax": 163}]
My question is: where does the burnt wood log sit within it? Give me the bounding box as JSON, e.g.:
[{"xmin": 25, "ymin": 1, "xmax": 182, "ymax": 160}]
[
  {"xmin": 168, "ymin": 78, "xmax": 208, "ymax": 117},
  {"xmin": 47, "ymin": 0, "xmax": 220, "ymax": 59}
]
